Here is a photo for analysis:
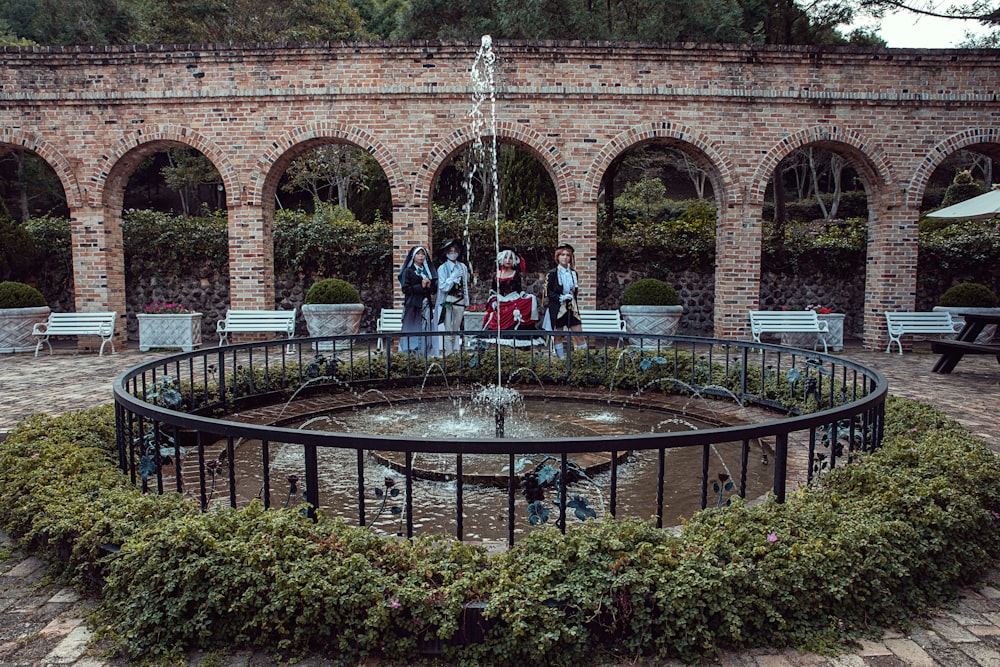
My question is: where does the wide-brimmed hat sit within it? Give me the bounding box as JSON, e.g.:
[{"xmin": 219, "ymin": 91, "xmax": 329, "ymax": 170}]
[
  {"xmin": 555, "ymin": 242, "xmax": 575, "ymax": 254},
  {"xmin": 441, "ymin": 238, "xmax": 463, "ymax": 253}
]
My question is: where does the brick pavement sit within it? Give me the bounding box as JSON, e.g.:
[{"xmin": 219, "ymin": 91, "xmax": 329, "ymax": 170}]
[{"xmin": 0, "ymin": 340, "xmax": 998, "ymax": 666}]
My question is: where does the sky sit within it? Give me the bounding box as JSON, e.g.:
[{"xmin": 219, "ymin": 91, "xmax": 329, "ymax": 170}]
[{"xmin": 853, "ymin": 8, "xmax": 991, "ymax": 48}]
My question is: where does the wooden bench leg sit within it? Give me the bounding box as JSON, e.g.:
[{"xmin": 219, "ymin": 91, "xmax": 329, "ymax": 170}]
[{"xmin": 932, "ymin": 353, "xmax": 963, "ymax": 374}]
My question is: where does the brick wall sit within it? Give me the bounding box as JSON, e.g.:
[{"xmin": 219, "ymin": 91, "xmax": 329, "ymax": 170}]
[{"xmin": 2, "ymin": 40, "xmax": 999, "ymax": 349}]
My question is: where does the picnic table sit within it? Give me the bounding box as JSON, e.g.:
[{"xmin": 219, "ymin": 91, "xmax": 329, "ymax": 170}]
[{"xmin": 930, "ymin": 311, "xmax": 1000, "ymax": 374}]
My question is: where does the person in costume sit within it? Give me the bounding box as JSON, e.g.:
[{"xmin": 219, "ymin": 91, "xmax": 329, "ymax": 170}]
[
  {"xmin": 543, "ymin": 242, "xmax": 582, "ymax": 358},
  {"xmin": 483, "ymin": 248, "xmax": 538, "ymax": 331},
  {"xmin": 398, "ymin": 245, "xmax": 437, "ymax": 355},
  {"xmin": 434, "ymin": 238, "xmax": 469, "ymax": 356}
]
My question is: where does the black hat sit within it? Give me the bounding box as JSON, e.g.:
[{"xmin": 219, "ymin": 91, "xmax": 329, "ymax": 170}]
[
  {"xmin": 556, "ymin": 242, "xmax": 575, "ymax": 253},
  {"xmin": 440, "ymin": 238, "xmax": 463, "ymax": 252}
]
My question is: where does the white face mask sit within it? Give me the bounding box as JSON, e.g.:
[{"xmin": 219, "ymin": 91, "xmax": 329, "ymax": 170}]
[{"xmin": 447, "ymin": 252, "xmax": 459, "ymax": 261}]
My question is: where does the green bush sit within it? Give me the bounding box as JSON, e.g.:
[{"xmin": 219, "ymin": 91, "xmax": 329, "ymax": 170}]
[
  {"xmin": 304, "ymin": 277, "xmax": 361, "ymax": 304},
  {"xmin": 620, "ymin": 278, "xmax": 679, "ymax": 306},
  {"xmin": 937, "ymin": 282, "xmax": 999, "ymax": 308},
  {"xmin": 3, "ymin": 366, "xmax": 1000, "ymax": 664},
  {"xmin": 0, "ymin": 280, "xmax": 47, "ymax": 308}
]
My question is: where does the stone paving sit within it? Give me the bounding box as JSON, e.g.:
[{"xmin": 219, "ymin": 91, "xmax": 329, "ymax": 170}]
[{"xmin": 0, "ymin": 339, "xmax": 998, "ymax": 666}]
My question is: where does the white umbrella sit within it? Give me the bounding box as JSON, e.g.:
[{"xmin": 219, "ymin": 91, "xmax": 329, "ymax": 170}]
[{"xmin": 926, "ymin": 186, "xmax": 1000, "ymax": 220}]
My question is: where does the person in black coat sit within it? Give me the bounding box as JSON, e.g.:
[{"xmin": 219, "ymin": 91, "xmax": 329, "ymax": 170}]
[
  {"xmin": 543, "ymin": 242, "xmax": 582, "ymax": 358},
  {"xmin": 398, "ymin": 245, "xmax": 437, "ymax": 354}
]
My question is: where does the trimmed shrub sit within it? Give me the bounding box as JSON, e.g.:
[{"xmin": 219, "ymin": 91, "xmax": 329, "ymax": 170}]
[
  {"xmin": 621, "ymin": 278, "xmax": 679, "ymax": 306},
  {"xmin": 0, "ymin": 280, "xmax": 47, "ymax": 308},
  {"xmin": 938, "ymin": 282, "xmax": 999, "ymax": 308},
  {"xmin": 304, "ymin": 278, "xmax": 361, "ymax": 304}
]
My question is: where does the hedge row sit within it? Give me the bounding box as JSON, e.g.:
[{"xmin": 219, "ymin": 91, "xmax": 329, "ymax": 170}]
[{"xmin": 1, "ymin": 396, "xmax": 999, "ymax": 665}]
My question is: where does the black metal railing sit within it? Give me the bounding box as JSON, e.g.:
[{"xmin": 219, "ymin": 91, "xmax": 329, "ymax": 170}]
[{"xmin": 113, "ymin": 330, "xmax": 887, "ymax": 547}]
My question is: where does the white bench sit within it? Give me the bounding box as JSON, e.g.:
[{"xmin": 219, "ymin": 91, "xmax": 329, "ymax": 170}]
[
  {"xmin": 884, "ymin": 311, "xmax": 961, "ymax": 355},
  {"xmin": 579, "ymin": 309, "xmax": 627, "ymax": 333},
  {"xmin": 33, "ymin": 311, "xmax": 117, "ymax": 357},
  {"xmin": 375, "ymin": 308, "xmax": 404, "ymax": 350},
  {"xmin": 749, "ymin": 310, "xmax": 830, "ymax": 353},
  {"xmin": 217, "ymin": 309, "xmax": 296, "ymax": 346}
]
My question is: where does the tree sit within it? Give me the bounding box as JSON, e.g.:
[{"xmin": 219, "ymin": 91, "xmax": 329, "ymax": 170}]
[
  {"xmin": 137, "ymin": 0, "xmax": 368, "ymax": 44},
  {"xmin": 282, "ymin": 144, "xmax": 379, "ymax": 210},
  {"xmin": 0, "ymin": 0, "xmax": 138, "ymax": 45},
  {"xmin": 160, "ymin": 148, "xmax": 222, "ymax": 215}
]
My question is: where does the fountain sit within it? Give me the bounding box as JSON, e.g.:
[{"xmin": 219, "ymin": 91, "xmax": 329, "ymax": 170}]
[{"xmin": 114, "ymin": 37, "xmax": 888, "ymax": 547}]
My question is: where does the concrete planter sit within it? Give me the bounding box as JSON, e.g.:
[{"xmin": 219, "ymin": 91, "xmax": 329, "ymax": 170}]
[
  {"xmin": 0, "ymin": 306, "xmax": 50, "ymax": 353},
  {"xmin": 780, "ymin": 313, "xmax": 845, "ymax": 352},
  {"xmin": 619, "ymin": 305, "xmax": 683, "ymax": 344},
  {"xmin": 137, "ymin": 313, "xmax": 203, "ymax": 352},
  {"xmin": 933, "ymin": 306, "xmax": 999, "ymax": 343},
  {"xmin": 303, "ymin": 303, "xmax": 365, "ymax": 350},
  {"xmin": 463, "ymin": 309, "xmax": 486, "ymax": 331}
]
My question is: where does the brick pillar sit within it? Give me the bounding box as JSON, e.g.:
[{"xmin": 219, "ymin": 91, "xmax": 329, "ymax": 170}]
[
  {"xmin": 70, "ymin": 206, "xmax": 127, "ymax": 351},
  {"xmin": 226, "ymin": 204, "xmax": 274, "ymax": 310},
  {"xmin": 714, "ymin": 201, "xmax": 761, "ymax": 340},
  {"xmin": 862, "ymin": 204, "xmax": 918, "ymax": 350},
  {"xmin": 392, "ymin": 204, "xmax": 433, "ymax": 307},
  {"xmin": 558, "ymin": 201, "xmax": 599, "ymax": 309}
]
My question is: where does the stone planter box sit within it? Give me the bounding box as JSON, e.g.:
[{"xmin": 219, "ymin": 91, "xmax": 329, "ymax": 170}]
[
  {"xmin": 779, "ymin": 312, "xmax": 844, "ymax": 352},
  {"xmin": 619, "ymin": 305, "xmax": 683, "ymax": 345},
  {"xmin": 933, "ymin": 306, "xmax": 998, "ymax": 343},
  {"xmin": 137, "ymin": 313, "xmax": 203, "ymax": 352},
  {"xmin": 303, "ymin": 303, "xmax": 365, "ymax": 350},
  {"xmin": 463, "ymin": 309, "xmax": 486, "ymax": 332},
  {"xmin": 0, "ymin": 306, "xmax": 50, "ymax": 353}
]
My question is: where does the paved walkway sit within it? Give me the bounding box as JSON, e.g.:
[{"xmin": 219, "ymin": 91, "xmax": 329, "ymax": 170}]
[{"xmin": 1, "ymin": 340, "xmax": 998, "ymax": 666}]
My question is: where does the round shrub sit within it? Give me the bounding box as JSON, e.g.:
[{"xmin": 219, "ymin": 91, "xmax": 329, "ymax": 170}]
[
  {"xmin": 304, "ymin": 278, "xmax": 361, "ymax": 304},
  {"xmin": 621, "ymin": 278, "xmax": 679, "ymax": 306},
  {"xmin": 0, "ymin": 281, "xmax": 47, "ymax": 309},
  {"xmin": 937, "ymin": 282, "xmax": 999, "ymax": 308}
]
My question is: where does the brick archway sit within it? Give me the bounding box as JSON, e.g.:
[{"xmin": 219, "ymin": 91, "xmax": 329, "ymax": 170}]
[
  {"xmin": 0, "ymin": 128, "xmax": 83, "ymax": 210},
  {"xmin": 92, "ymin": 128, "xmax": 242, "ymax": 210},
  {"xmin": 582, "ymin": 122, "xmax": 739, "ymax": 206},
  {"xmin": 907, "ymin": 127, "xmax": 1000, "ymax": 207},
  {"xmin": 414, "ymin": 121, "xmax": 574, "ymax": 208},
  {"xmin": 2, "ymin": 41, "xmax": 998, "ymax": 348},
  {"xmin": 252, "ymin": 123, "xmax": 409, "ymax": 209}
]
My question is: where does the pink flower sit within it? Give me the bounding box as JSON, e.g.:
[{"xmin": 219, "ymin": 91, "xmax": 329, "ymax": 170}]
[
  {"xmin": 767, "ymin": 533, "xmax": 778, "ymax": 542},
  {"xmin": 389, "ymin": 598, "xmax": 401, "ymax": 609}
]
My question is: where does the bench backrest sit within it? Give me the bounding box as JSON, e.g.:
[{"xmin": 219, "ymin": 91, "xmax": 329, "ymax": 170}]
[
  {"xmin": 579, "ymin": 309, "xmax": 626, "ymax": 332},
  {"xmin": 749, "ymin": 310, "xmax": 822, "ymax": 334},
  {"xmin": 885, "ymin": 311, "xmax": 957, "ymax": 333},
  {"xmin": 377, "ymin": 308, "xmax": 404, "ymax": 333},
  {"xmin": 44, "ymin": 311, "xmax": 117, "ymax": 335},
  {"xmin": 221, "ymin": 310, "xmax": 296, "ymax": 333}
]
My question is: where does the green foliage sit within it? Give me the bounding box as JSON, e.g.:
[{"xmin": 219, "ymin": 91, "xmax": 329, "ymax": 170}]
[
  {"xmin": 136, "ymin": 0, "xmax": 369, "ymax": 44},
  {"xmin": 0, "ymin": 215, "xmax": 37, "ymax": 281},
  {"xmin": 431, "ymin": 205, "xmax": 558, "ymax": 278},
  {"xmin": 940, "ymin": 170, "xmax": 983, "ymax": 208},
  {"xmin": 0, "ymin": 280, "xmax": 46, "ymax": 308},
  {"xmin": 762, "ymin": 217, "xmax": 867, "ymax": 277},
  {"xmin": 123, "ymin": 210, "xmax": 229, "ymax": 283},
  {"xmin": 3, "ymin": 391, "xmax": 1000, "ymax": 664},
  {"xmin": 918, "ymin": 221, "xmax": 1000, "ymax": 293},
  {"xmin": 620, "ymin": 278, "xmax": 679, "ymax": 306},
  {"xmin": 304, "ymin": 277, "xmax": 361, "ymax": 304},
  {"xmin": 274, "ymin": 203, "xmax": 391, "ymax": 285},
  {"xmin": 937, "ymin": 282, "xmax": 999, "ymax": 308},
  {"xmin": 608, "ymin": 198, "xmax": 717, "ymax": 272}
]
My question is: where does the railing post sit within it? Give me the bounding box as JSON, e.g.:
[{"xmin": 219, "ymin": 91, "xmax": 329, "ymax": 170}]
[{"xmin": 773, "ymin": 433, "xmax": 788, "ymax": 503}]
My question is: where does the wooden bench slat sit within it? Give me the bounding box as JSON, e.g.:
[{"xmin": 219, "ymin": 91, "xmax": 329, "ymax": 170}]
[
  {"xmin": 33, "ymin": 311, "xmax": 117, "ymax": 357},
  {"xmin": 884, "ymin": 311, "xmax": 961, "ymax": 354}
]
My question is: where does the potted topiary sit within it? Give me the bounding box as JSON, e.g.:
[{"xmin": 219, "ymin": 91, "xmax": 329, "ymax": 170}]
[
  {"xmin": 933, "ymin": 282, "xmax": 999, "ymax": 343},
  {"xmin": 0, "ymin": 281, "xmax": 50, "ymax": 353},
  {"xmin": 302, "ymin": 278, "xmax": 365, "ymax": 349},
  {"xmin": 619, "ymin": 278, "xmax": 683, "ymax": 342}
]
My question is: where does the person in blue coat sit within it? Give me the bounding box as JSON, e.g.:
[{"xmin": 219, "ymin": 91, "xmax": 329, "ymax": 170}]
[{"xmin": 434, "ymin": 238, "xmax": 469, "ymax": 356}]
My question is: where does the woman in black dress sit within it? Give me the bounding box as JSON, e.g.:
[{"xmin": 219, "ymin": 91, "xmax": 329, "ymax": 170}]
[
  {"xmin": 398, "ymin": 245, "xmax": 437, "ymax": 354},
  {"xmin": 543, "ymin": 242, "xmax": 582, "ymax": 358}
]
